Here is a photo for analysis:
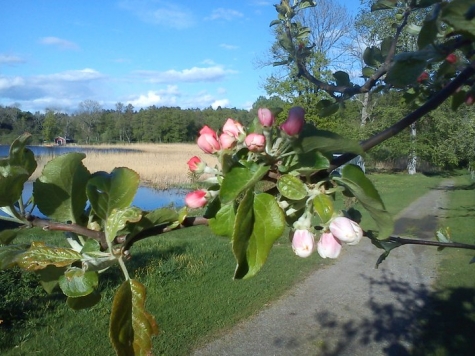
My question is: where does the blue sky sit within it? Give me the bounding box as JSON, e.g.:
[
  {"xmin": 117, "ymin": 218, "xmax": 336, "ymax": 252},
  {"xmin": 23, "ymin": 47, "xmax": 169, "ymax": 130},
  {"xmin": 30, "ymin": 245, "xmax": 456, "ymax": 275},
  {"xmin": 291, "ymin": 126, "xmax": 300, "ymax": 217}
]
[{"xmin": 1, "ymin": 0, "xmax": 360, "ymax": 113}]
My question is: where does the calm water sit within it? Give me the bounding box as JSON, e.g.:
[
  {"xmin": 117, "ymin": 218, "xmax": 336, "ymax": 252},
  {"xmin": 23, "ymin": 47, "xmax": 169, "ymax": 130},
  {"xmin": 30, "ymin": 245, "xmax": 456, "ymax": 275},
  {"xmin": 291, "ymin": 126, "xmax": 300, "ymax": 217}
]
[
  {"xmin": 0, "ymin": 145, "xmax": 140, "ymax": 157},
  {"xmin": 1, "ymin": 145, "xmax": 188, "ymax": 217}
]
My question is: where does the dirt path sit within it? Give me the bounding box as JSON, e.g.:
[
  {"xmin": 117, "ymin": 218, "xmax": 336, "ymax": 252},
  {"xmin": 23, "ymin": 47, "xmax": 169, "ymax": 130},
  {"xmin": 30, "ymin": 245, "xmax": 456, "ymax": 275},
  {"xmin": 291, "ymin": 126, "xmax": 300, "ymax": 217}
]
[{"xmin": 192, "ymin": 180, "xmax": 454, "ymax": 356}]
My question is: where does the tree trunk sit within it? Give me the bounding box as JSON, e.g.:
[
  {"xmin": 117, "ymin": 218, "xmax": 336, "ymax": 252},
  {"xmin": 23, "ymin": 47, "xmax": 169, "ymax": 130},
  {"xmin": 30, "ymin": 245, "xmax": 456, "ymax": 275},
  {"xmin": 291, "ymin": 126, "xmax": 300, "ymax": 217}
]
[{"xmin": 407, "ymin": 123, "xmax": 417, "ymax": 175}]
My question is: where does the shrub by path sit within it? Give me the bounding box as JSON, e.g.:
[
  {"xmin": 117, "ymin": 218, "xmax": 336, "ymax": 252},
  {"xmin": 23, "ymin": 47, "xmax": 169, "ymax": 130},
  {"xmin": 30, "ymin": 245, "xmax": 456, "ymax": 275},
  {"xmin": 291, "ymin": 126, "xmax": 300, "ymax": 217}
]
[{"xmin": 192, "ymin": 180, "xmax": 454, "ymax": 356}]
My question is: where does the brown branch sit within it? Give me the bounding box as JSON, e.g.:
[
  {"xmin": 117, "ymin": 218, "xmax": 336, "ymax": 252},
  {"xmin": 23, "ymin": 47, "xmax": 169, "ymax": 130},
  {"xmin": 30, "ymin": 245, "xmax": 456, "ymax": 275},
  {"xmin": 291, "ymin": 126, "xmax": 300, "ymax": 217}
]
[
  {"xmin": 330, "ymin": 60, "xmax": 475, "ymax": 171},
  {"xmin": 387, "ymin": 235, "xmax": 475, "ymax": 250},
  {"xmin": 26, "ymin": 215, "xmax": 108, "ymax": 250}
]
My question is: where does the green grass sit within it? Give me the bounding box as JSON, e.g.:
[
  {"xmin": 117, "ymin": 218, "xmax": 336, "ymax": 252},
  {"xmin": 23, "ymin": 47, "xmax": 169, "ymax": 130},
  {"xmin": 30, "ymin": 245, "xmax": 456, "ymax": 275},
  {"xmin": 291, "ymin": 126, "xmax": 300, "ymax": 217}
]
[
  {"xmin": 0, "ymin": 172, "xmax": 446, "ymax": 355},
  {"xmin": 412, "ymin": 174, "xmax": 475, "ymax": 355}
]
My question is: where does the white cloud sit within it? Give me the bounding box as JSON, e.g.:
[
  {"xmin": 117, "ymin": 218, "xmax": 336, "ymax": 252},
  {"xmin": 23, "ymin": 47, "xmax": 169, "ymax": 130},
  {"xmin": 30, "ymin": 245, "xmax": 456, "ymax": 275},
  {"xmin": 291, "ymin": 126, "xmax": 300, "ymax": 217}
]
[
  {"xmin": 211, "ymin": 99, "xmax": 230, "ymax": 109},
  {"xmin": 0, "ymin": 69, "xmax": 105, "ymax": 110},
  {"xmin": 39, "ymin": 36, "xmax": 80, "ymax": 50},
  {"xmin": 134, "ymin": 66, "xmax": 237, "ymax": 84},
  {"xmin": 205, "ymin": 8, "xmax": 243, "ymax": 21},
  {"xmin": 119, "ymin": 0, "xmax": 194, "ymax": 29},
  {"xmin": 220, "ymin": 43, "xmax": 239, "ymax": 50},
  {"xmin": 0, "ymin": 54, "xmax": 26, "ymax": 65}
]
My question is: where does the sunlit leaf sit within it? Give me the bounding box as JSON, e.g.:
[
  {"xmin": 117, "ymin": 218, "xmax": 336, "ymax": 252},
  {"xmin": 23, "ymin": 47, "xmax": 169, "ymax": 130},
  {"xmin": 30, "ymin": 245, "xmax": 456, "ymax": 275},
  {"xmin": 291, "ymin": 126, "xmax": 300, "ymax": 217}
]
[
  {"xmin": 58, "ymin": 267, "xmax": 98, "ymax": 297},
  {"xmin": 0, "ymin": 243, "xmax": 30, "ymax": 269},
  {"xmin": 0, "ymin": 164, "xmax": 29, "ymax": 207},
  {"xmin": 219, "ymin": 163, "xmax": 269, "ymax": 204},
  {"xmin": 313, "ymin": 194, "xmax": 334, "ymax": 224},
  {"xmin": 334, "ymin": 164, "xmax": 393, "ymax": 239},
  {"xmin": 87, "ymin": 167, "xmax": 140, "ymax": 220},
  {"xmin": 244, "ymin": 193, "xmax": 285, "ymax": 278},
  {"xmin": 106, "ymin": 207, "xmax": 142, "ymax": 244},
  {"xmin": 8, "ymin": 133, "xmax": 37, "ymax": 176},
  {"xmin": 110, "ymin": 279, "xmax": 159, "ymax": 356},
  {"xmin": 16, "ymin": 241, "xmax": 82, "ymax": 271},
  {"xmin": 232, "ymin": 189, "xmax": 254, "ymax": 279},
  {"xmin": 277, "ymin": 174, "xmax": 307, "ymax": 200},
  {"xmin": 209, "ymin": 202, "xmax": 236, "ymax": 238},
  {"xmin": 34, "ymin": 152, "xmax": 90, "ymax": 223}
]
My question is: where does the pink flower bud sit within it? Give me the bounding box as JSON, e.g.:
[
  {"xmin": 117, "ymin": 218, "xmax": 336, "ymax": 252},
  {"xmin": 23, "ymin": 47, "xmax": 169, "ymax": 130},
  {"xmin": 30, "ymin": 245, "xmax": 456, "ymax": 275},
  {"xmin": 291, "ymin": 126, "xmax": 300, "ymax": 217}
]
[
  {"xmin": 280, "ymin": 106, "xmax": 305, "ymax": 136},
  {"xmin": 329, "ymin": 217, "xmax": 363, "ymax": 246},
  {"xmin": 317, "ymin": 232, "xmax": 342, "ymax": 259},
  {"xmin": 197, "ymin": 126, "xmax": 220, "ymax": 154},
  {"xmin": 187, "ymin": 156, "xmax": 206, "ymax": 173},
  {"xmin": 445, "ymin": 53, "xmax": 457, "ymax": 64},
  {"xmin": 222, "ymin": 118, "xmax": 245, "ymax": 138},
  {"xmin": 244, "ymin": 133, "xmax": 265, "ymax": 152},
  {"xmin": 291, "ymin": 229, "xmax": 315, "ymax": 258},
  {"xmin": 185, "ymin": 189, "xmax": 208, "ymax": 208},
  {"xmin": 219, "ymin": 133, "xmax": 237, "ymax": 150},
  {"xmin": 258, "ymin": 108, "xmax": 275, "ymax": 127}
]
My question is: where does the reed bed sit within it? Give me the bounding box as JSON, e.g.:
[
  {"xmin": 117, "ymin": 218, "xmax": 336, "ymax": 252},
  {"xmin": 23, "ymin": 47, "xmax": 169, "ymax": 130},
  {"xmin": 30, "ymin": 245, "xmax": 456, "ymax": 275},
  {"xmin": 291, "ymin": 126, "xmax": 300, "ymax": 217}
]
[{"xmin": 30, "ymin": 143, "xmax": 218, "ymax": 189}]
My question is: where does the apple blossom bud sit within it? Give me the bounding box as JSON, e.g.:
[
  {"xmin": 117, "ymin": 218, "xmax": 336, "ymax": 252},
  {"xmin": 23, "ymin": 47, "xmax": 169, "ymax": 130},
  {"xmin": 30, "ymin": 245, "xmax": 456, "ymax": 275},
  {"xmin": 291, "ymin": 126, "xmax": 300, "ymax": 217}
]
[
  {"xmin": 244, "ymin": 133, "xmax": 266, "ymax": 152},
  {"xmin": 291, "ymin": 229, "xmax": 315, "ymax": 258},
  {"xmin": 197, "ymin": 126, "xmax": 220, "ymax": 154},
  {"xmin": 417, "ymin": 72, "xmax": 429, "ymax": 83},
  {"xmin": 222, "ymin": 118, "xmax": 245, "ymax": 138},
  {"xmin": 280, "ymin": 106, "xmax": 305, "ymax": 136},
  {"xmin": 219, "ymin": 133, "xmax": 237, "ymax": 150},
  {"xmin": 258, "ymin": 108, "xmax": 275, "ymax": 127},
  {"xmin": 465, "ymin": 93, "xmax": 475, "ymax": 106},
  {"xmin": 187, "ymin": 156, "xmax": 206, "ymax": 173},
  {"xmin": 185, "ymin": 189, "xmax": 208, "ymax": 208},
  {"xmin": 445, "ymin": 53, "xmax": 457, "ymax": 64},
  {"xmin": 329, "ymin": 216, "xmax": 363, "ymax": 246},
  {"xmin": 317, "ymin": 232, "xmax": 342, "ymax": 259}
]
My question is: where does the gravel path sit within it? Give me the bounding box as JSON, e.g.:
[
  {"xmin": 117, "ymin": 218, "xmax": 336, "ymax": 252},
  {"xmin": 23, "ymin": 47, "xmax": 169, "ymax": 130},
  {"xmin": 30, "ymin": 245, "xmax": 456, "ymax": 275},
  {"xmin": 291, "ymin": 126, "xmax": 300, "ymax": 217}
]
[{"xmin": 192, "ymin": 180, "xmax": 454, "ymax": 356}]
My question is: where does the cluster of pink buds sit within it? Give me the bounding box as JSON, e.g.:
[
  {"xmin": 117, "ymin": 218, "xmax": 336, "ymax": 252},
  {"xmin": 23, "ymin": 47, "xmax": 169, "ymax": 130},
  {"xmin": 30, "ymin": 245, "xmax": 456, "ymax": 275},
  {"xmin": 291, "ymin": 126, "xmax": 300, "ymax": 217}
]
[
  {"xmin": 291, "ymin": 216, "xmax": 363, "ymax": 259},
  {"xmin": 186, "ymin": 107, "xmax": 306, "ymax": 209}
]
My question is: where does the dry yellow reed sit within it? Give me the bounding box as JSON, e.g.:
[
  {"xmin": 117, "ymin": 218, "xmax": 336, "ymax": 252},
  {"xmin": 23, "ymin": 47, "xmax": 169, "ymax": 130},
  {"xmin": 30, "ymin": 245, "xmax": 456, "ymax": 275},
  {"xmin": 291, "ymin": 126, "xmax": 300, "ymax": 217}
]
[{"xmin": 30, "ymin": 143, "xmax": 218, "ymax": 189}]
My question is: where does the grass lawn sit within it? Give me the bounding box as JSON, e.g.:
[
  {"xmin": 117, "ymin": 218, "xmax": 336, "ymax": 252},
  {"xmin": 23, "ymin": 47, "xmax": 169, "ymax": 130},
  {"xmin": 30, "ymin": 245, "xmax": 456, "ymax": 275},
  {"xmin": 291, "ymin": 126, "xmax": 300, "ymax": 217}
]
[
  {"xmin": 412, "ymin": 174, "xmax": 475, "ymax": 355},
  {"xmin": 0, "ymin": 172, "xmax": 446, "ymax": 355}
]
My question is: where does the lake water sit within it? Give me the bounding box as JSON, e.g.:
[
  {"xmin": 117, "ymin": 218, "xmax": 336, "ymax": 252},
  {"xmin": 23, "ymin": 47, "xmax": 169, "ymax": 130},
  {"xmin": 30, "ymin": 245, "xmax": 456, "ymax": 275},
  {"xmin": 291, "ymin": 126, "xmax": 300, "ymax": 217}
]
[{"xmin": 0, "ymin": 145, "xmax": 188, "ymax": 216}]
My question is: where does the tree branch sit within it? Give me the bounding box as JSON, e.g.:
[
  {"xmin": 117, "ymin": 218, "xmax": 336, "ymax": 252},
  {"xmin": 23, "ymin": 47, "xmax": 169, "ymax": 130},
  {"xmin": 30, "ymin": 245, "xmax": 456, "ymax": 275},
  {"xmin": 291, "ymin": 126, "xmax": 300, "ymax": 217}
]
[{"xmin": 387, "ymin": 235, "xmax": 475, "ymax": 251}]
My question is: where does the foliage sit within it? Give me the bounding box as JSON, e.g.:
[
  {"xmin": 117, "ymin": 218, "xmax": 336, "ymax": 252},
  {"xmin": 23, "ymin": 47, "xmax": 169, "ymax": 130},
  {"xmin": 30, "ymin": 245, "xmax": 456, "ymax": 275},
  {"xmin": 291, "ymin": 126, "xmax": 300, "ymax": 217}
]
[{"xmin": 1, "ymin": 0, "xmax": 475, "ymax": 354}]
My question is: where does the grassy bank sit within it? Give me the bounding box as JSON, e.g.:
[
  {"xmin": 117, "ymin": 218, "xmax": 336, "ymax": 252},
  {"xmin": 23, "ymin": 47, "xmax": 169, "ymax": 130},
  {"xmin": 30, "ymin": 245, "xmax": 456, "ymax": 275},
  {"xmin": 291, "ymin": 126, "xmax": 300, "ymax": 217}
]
[
  {"xmin": 30, "ymin": 143, "xmax": 219, "ymax": 189},
  {"xmin": 0, "ymin": 173, "xmax": 445, "ymax": 355},
  {"xmin": 413, "ymin": 174, "xmax": 475, "ymax": 355}
]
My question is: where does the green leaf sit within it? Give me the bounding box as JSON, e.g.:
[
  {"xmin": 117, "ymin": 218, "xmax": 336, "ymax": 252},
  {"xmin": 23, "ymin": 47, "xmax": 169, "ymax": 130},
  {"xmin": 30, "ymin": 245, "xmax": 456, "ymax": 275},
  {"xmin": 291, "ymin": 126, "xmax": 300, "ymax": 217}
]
[
  {"xmin": 363, "ymin": 46, "xmax": 383, "ymax": 66},
  {"xmin": 87, "ymin": 167, "xmax": 140, "ymax": 220},
  {"xmin": 293, "ymin": 124, "xmax": 363, "ymax": 156},
  {"xmin": 405, "ymin": 24, "xmax": 422, "ymax": 36},
  {"xmin": 67, "ymin": 291, "xmax": 101, "ymax": 310},
  {"xmin": 441, "ymin": 0, "xmax": 475, "ymax": 39},
  {"xmin": 371, "ymin": 0, "xmax": 398, "ymax": 11},
  {"xmin": 0, "ymin": 163, "xmax": 29, "ymax": 207},
  {"xmin": 58, "ymin": 267, "xmax": 98, "ymax": 297},
  {"xmin": 333, "ymin": 71, "xmax": 350, "ymax": 87},
  {"xmin": 219, "ymin": 163, "xmax": 269, "ymax": 204},
  {"xmin": 106, "ymin": 207, "xmax": 142, "ymax": 244},
  {"xmin": 362, "ymin": 66, "xmax": 376, "ymax": 78},
  {"xmin": 313, "ymin": 194, "xmax": 334, "ymax": 224},
  {"xmin": 110, "ymin": 279, "xmax": 159, "ymax": 356},
  {"xmin": 316, "ymin": 99, "xmax": 340, "ymax": 117},
  {"xmin": 16, "ymin": 241, "xmax": 82, "ymax": 271},
  {"xmin": 209, "ymin": 202, "xmax": 236, "ymax": 237},
  {"xmin": 0, "ymin": 243, "xmax": 30, "ymax": 269},
  {"xmin": 232, "ymin": 189, "xmax": 254, "ymax": 279},
  {"xmin": 370, "ymin": 237, "xmax": 402, "ymax": 268},
  {"xmin": 34, "ymin": 152, "xmax": 90, "ymax": 223},
  {"xmin": 244, "ymin": 193, "xmax": 285, "ymax": 278},
  {"xmin": 0, "ymin": 229, "xmax": 20, "ymax": 245},
  {"xmin": 277, "ymin": 174, "xmax": 307, "ymax": 200},
  {"xmin": 8, "ymin": 133, "xmax": 37, "ymax": 176},
  {"xmin": 269, "ymin": 19, "xmax": 280, "ymax": 27},
  {"xmin": 38, "ymin": 265, "xmax": 67, "ymax": 294},
  {"xmin": 288, "ymin": 150, "xmax": 330, "ymax": 175},
  {"xmin": 334, "ymin": 164, "xmax": 393, "ymax": 239},
  {"xmin": 380, "ymin": 37, "xmax": 393, "ymax": 58},
  {"xmin": 385, "ymin": 57, "xmax": 427, "ymax": 87},
  {"xmin": 418, "ymin": 17, "xmax": 439, "ymax": 49}
]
